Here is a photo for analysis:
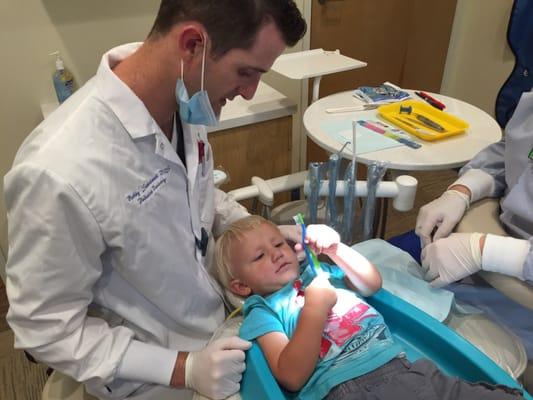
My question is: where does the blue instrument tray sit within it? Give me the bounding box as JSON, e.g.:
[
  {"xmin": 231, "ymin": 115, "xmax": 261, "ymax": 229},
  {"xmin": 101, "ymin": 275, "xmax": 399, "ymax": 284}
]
[{"xmin": 240, "ymin": 289, "xmax": 531, "ymax": 399}]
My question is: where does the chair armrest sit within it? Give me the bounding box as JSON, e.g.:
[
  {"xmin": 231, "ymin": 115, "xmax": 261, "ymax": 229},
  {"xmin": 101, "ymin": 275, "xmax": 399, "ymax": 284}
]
[{"xmin": 454, "ymin": 198, "xmax": 506, "ymax": 235}]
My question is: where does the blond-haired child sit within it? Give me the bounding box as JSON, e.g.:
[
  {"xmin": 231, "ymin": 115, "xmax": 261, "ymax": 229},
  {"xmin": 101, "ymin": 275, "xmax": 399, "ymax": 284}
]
[{"xmin": 215, "ymin": 215, "xmax": 523, "ymax": 400}]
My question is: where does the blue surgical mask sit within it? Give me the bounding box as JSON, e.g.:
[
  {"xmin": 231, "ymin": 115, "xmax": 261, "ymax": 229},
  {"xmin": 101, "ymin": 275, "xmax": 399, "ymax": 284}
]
[{"xmin": 175, "ymin": 36, "xmax": 218, "ymax": 126}]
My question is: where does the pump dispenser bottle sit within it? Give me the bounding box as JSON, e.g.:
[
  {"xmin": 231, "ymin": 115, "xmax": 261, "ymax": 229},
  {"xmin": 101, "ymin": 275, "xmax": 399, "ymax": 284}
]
[{"xmin": 49, "ymin": 51, "xmax": 74, "ymax": 103}]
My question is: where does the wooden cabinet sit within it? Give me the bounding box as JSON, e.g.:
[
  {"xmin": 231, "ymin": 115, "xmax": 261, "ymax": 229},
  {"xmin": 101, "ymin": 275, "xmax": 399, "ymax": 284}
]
[
  {"xmin": 308, "ymin": 0, "xmax": 458, "ymax": 163},
  {"xmin": 209, "ymin": 116, "xmax": 293, "ymax": 209}
]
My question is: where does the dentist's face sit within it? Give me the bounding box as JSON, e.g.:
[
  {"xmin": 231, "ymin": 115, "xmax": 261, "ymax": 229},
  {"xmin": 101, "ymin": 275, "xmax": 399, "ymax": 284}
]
[
  {"xmin": 229, "ymin": 222, "xmax": 299, "ymax": 297},
  {"xmin": 189, "ymin": 21, "xmax": 286, "ymax": 116}
]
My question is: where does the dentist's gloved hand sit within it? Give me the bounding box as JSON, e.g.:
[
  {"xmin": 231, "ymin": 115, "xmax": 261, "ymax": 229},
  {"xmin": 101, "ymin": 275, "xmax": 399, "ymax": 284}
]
[
  {"xmin": 185, "ymin": 336, "xmax": 251, "ymax": 400},
  {"xmin": 421, "ymin": 233, "xmax": 483, "ymax": 288},
  {"xmin": 415, "ymin": 189, "xmax": 470, "ymax": 248}
]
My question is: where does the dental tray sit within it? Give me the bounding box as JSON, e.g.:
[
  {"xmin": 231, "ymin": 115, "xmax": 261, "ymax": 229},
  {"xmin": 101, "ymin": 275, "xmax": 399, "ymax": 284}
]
[
  {"xmin": 240, "ymin": 289, "xmax": 531, "ymax": 399},
  {"xmin": 378, "ymin": 100, "xmax": 469, "ymax": 141}
]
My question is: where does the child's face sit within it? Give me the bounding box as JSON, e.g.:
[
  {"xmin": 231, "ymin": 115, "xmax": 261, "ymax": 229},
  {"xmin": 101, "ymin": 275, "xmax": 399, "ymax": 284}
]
[{"xmin": 229, "ymin": 222, "xmax": 300, "ymax": 297}]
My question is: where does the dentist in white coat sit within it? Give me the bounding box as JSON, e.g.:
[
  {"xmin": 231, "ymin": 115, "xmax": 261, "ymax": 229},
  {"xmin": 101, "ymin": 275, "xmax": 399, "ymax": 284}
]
[{"xmin": 3, "ymin": 1, "xmax": 306, "ymax": 399}]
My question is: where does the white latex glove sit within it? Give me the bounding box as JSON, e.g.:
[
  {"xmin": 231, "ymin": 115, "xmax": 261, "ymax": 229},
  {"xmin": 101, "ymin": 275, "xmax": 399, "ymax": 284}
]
[
  {"xmin": 185, "ymin": 336, "xmax": 251, "ymax": 400},
  {"xmin": 415, "ymin": 190, "xmax": 470, "ymax": 248},
  {"xmin": 421, "ymin": 233, "xmax": 483, "ymax": 288}
]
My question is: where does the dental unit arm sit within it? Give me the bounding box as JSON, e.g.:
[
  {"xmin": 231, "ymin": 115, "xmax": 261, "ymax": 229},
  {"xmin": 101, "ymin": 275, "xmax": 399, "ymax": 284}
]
[{"xmin": 227, "ymin": 171, "xmax": 418, "ymax": 214}]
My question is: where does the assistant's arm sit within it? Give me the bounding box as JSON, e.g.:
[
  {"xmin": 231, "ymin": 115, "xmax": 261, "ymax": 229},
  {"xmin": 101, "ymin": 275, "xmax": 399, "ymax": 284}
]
[
  {"xmin": 455, "ymin": 137, "xmax": 507, "ymax": 201},
  {"xmin": 416, "ymin": 139, "xmax": 506, "ymax": 247},
  {"xmin": 421, "ymin": 233, "xmax": 532, "ymax": 287}
]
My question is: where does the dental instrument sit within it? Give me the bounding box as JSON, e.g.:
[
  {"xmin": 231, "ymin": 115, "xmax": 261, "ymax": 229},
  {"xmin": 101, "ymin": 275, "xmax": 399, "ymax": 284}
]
[
  {"xmin": 399, "ymin": 105, "xmax": 446, "ymax": 132},
  {"xmin": 415, "ymin": 91, "xmax": 446, "ymax": 110},
  {"xmin": 390, "ymin": 116, "xmax": 438, "ymax": 137},
  {"xmin": 325, "ymin": 104, "xmax": 380, "ymax": 113}
]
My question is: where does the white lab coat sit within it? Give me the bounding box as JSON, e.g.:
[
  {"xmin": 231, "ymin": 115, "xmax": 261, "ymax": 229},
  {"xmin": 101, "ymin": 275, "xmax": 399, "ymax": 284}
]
[
  {"xmin": 3, "ymin": 43, "xmax": 248, "ymax": 399},
  {"xmin": 459, "ymin": 90, "xmax": 533, "ymax": 283}
]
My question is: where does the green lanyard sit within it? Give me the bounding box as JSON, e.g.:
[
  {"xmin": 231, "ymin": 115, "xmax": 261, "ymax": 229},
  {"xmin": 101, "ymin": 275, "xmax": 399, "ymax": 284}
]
[{"xmin": 529, "ymin": 146, "xmax": 533, "ymax": 161}]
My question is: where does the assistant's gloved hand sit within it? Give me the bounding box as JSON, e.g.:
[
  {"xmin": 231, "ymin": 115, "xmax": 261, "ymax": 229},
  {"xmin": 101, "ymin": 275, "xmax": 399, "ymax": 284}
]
[
  {"xmin": 185, "ymin": 336, "xmax": 251, "ymax": 399},
  {"xmin": 415, "ymin": 189, "xmax": 470, "ymax": 248},
  {"xmin": 421, "ymin": 233, "xmax": 483, "ymax": 287}
]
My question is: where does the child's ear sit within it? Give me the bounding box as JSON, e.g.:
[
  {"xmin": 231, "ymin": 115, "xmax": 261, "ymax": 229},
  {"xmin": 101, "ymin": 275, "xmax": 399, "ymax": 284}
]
[{"xmin": 229, "ymin": 279, "xmax": 252, "ymax": 297}]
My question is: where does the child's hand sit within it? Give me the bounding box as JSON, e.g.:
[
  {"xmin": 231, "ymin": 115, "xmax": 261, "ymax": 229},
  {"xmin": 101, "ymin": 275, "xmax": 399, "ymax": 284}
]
[
  {"xmin": 304, "ymin": 225, "xmax": 340, "ymax": 257},
  {"xmin": 304, "ymin": 274, "xmax": 337, "ymax": 312}
]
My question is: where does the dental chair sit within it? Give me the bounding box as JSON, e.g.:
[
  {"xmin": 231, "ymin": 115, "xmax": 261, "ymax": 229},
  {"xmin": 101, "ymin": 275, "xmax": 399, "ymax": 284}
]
[
  {"xmin": 453, "ymin": 198, "xmax": 533, "ymax": 391},
  {"xmin": 189, "ymin": 164, "xmax": 531, "ymax": 399},
  {"xmin": 230, "ymin": 168, "xmax": 528, "ymax": 371},
  {"xmin": 1, "ymin": 170, "xmax": 529, "ymax": 399}
]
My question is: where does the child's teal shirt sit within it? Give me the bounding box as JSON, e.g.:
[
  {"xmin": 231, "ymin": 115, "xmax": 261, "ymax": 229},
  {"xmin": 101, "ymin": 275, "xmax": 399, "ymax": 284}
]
[{"xmin": 239, "ymin": 262, "xmax": 403, "ymax": 400}]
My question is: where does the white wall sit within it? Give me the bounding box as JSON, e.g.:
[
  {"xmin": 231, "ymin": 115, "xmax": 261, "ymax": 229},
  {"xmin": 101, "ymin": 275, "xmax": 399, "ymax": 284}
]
[
  {"xmin": 0, "ymin": 1, "xmax": 160, "ymax": 179},
  {"xmin": 0, "ymin": 1, "xmax": 157, "ymax": 262},
  {"xmin": 441, "ymin": 0, "xmax": 515, "ymax": 115}
]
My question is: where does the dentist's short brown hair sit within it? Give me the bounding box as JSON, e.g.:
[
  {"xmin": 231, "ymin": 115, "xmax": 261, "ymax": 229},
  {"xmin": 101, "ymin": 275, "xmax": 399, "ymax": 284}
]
[{"xmin": 148, "ymin": 0, "xmax": 307, "ymax": 59}]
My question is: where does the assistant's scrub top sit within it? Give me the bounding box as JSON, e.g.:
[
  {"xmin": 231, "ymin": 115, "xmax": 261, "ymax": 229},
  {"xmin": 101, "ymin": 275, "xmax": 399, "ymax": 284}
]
[
  {"xmin": 4, "ymin": 43, "xmax": 248, "ymax": 399},
  {"xmin": 459, "ymin": 90, "xmax": 533, "ymax": 282}
]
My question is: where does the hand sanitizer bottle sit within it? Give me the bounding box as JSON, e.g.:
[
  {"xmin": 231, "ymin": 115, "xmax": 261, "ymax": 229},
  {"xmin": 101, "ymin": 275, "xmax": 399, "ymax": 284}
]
[{"xmin": 49, "ymin": 51, "xmax": 74, "ymax": 103}]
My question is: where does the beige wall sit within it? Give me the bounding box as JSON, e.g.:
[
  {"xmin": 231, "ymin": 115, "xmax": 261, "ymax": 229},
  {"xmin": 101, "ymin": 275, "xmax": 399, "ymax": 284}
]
[
  {"xmin": 0, "ymin": 1, "xmax": 161, "ymax": 178},
  {"xmin": 0, "ymin": 1, "xmax": 160, "ymax": 264},
  {"xmin": 441, "ymin": 0, "xmax": 515, "ymax": 115}
]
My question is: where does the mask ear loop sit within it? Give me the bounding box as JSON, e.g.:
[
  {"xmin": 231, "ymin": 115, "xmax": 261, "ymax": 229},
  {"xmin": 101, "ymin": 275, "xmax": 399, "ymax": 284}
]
[
  {"xmin": 200, "ymin": 33, "xmax": 207, "ymax": 91},
  {"xmin": 180, "ymin": 33, "xmax": 206, "ymax": 89}
]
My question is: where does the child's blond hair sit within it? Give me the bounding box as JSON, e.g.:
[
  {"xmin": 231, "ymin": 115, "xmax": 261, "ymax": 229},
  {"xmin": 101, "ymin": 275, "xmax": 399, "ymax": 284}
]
[{"xmin": 215, "ymin": 215, "xmax": 278, "ymax": 291}]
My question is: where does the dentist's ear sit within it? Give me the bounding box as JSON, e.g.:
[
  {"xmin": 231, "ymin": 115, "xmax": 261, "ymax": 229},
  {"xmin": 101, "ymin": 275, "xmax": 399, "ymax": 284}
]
[
  {"xmin": 229, "ymin": 279, "xmax": 252, "ymax": 297},
  {"xmin": 176, "ymin": 23, "xmax": 206, "ymax": 61}
]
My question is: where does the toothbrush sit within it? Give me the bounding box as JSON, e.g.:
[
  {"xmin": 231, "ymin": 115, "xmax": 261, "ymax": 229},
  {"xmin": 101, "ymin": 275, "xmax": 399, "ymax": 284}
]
[{"xmin": 293, "ymin": 213, "xmax": 322, "ymax": 274}]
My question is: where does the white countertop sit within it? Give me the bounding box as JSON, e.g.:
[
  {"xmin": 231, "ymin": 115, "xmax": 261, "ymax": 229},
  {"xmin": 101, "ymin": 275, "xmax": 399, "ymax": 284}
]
[
  {"xmin": 41, "ymin": 81, "xmax": 296, "ymax": 132},
  {"xmin": 271, "ymin": 49, "xmax": 367, "ymax": 80}
]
